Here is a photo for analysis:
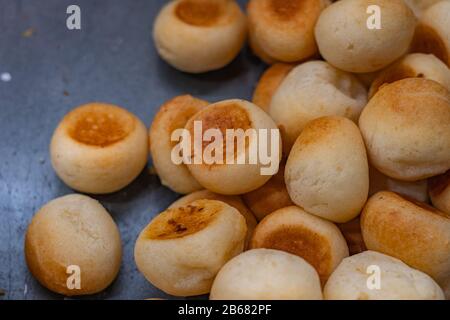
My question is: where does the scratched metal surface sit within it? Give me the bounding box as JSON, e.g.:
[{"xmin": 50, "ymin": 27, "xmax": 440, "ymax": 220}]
[{"xmin": 0, "ymin": 0, "xmax": 264, "ymax": 300}]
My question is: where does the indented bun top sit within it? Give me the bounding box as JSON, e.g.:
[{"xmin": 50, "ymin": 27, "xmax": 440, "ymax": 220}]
[{"xmin": 175, "ymin": 0, "xmax": 226, "ymax": 27}]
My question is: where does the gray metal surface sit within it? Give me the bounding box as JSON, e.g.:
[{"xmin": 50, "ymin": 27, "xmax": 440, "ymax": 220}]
[{"xmin": 0, "ymin": 0, "xmax": 264, "ymax": 300}]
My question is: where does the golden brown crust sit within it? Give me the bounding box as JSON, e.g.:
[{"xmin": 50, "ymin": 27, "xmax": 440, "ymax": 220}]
[
  {"xmin": 175, "ymin": 0, "xmax": 225, "ymax": 27},
  {"xmin": 411, "ymin": 24, "xmax": 449, "ymax": 66},
  {"xmin": 369, "ymin": 63, "xmax": 418, "ymax": 98}
]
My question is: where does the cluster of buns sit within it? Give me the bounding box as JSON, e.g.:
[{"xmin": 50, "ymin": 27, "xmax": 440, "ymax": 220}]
[{"xmin": 25, "ymin": 0, "xmax": 450, "ymax": 300}]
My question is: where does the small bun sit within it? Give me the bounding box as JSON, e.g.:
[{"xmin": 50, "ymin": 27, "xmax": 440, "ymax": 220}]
[
  {"xmin": 369, "ymin": 53, "xmax": 450, "ymax": 98},
  {"xmin": 252, "ymin": 63, "xmax": 295, "ymax": 112},
  {"xmin": 210, "ymin": 249, "xmax": 323, "ymax": 300},
  {"xmin": 247, "ymin": 0, "xmax": 329, "ymax": 63},
  {"xmin": 269, "ymin": 61, "xmax": 367, "ymax": 152},
  {"xmin": 360, "ymin": 78, "xmax": 450, "ymax": 181},
  {"xmin": 324, "ymin": 251, "xmax": 444, "ymax": 300},
  {"xmin": 337, "ymin": 218, "xmax": 366, "ymax": 255},
  {"xmin": 51, "ymin": 103, "xmax": 148, "ymax": 194},
  {"xmin": 185, "ymin": 99, "xmax": 281, "ymax": 195},
  {"xmin": 25, "ymin": 194, "xmax": 122, "ymax": 296},
  {"xmin": 369, "ymin": 166, "xmax": 429, "ymax": 203},
  {"xmin": 404, "ymin": 0, "xmax": 443, "ymax": 17},
  {"xmin": 315, "ymin": 0, "xmax": 416, "ymax": 73},
  {"xmin": 285, "ymin": 116, "xmax": 369, "ymax": 223},
  {"xmin": 150, "ymin": 95, "xmax": 208, "ymax": 194},
  {"xmin": 429, "ymin": 170, "xmax": 450, "ymax": 214},
  {"xmin": 361, "ymin": 191, "xmax": 450, "ymax": 286},
  {"xmin": 134, "ymin": 199, "xmax": 247, "ymax": 296},
  {"xmin": 250, "ymin": 206, "xmax": 349, "ymax": 284},
  {"xmin": 242, "ymin": 162, "xmax": 293, "ymax": 221},
  {"xmin": 410, "ymin": 1, "xmax": 450, "ymax": 67},
  {"xmin": 153, "ymin": 0, "xmax": 247, "ymax": 73},
  {"xmin": 169, "ymin": 189, "xmax": 257, "ymax": 248}
]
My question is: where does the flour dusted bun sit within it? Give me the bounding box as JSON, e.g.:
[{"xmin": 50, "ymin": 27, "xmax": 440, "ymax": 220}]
[
  {"xmin": 369, "ymin": 53, "xmax": 450, "ymax": 98},
  {"xmin": 285, "ymin": 116, "xmax": 369, "ymax": 223},
  {"xmin": 210, "ymin": 249, "xmax": 323, "ymax": 300},
  {"xmin": 360, "ymin": 78, "xmax": 450, "ymax": 181},
  {"xmin": 324, "ymin": 251, "xmax": 444, "ymax": 300},
  {"xmin": 185, "ymin": 99, "xmax": 281, "ymax": 195},
  {"xmin": 50, "ymin": 103, "xmax": 148, "ymax": 194},
  {"xmin": 361, "ymin": 191, "xmax": 450, "ymax": 287},
  {"xmin": 134, "ymin": 199, "xmax": 247, "ymax": 296},
  {"xmin": 169, "ymin": 189, "xmax": 257, "ymax": 248},
  {"xmin": 429, "ymin": 170, "xmax": 450, "ymax": 214},
  {"xmin": 369, "ymin": 166, "xmax": 429, "ymax": 202},
  {"xmin": 411, "ymin": 1, "xmax": 450, "ymax": 66},
  {"xmin": 250, "ymin": 206, "xmax": 349, "ymax": 284},
  {"xmin": 150, "ymin": 95, "xmax": 208, "ymax": 194},
  {"xmin": 269, "ymin": 61, "xmax": 367, "ymax": 152},
  {"xmin": 315, "ymin": 0, "xmax": 416, "ymax": 73},
  {"xmin": 25, "ymin": 194, "xmax": 122, "ymax": 296},
  {"xmin": 252, "ymin": 63, "xmax": 295, "ymax": 112},
  {"xmin": 247, "ymin": 0, "xmax": 330, "ymax": 63},
  {"xmin": 337, "ymin": 218, "xmax": 366, "ymax": 255},
  {"xmin": 153, "ymin": 0, "xmax": 247, "ymax": 73}
]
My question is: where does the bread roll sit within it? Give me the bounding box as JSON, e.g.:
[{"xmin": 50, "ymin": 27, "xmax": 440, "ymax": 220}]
[
  {"xmin": 404, "ymin": 0, "xmax": 445, "ymax": 17},
  {"xmin": 252, "ymin": 63, "xmax": 295, "ymax": 112},
  {"xmin": 50, "ymin": 103, "xmax": 148, "ymax": 194},
  {"xmin": 250, "ymin": 206, "xmax": 349, "ymax": 284},
  {"xmin": 324, "ymin": 251, "xmax": 444, "ymax": 300},
  {"xmin": 134, "ymin": 199, "xmax": 247, "ymax": 296},
  {"xmin": 150, "ymin": 95, "xmax": 208, "ymax": 194},
  {"xmin": 247, "ymin": 0, "xmax": 330, "ymax": 63},
  {"xmin": 359, "ymin": 78, "xmax": 450, "ymax": 181},
  {"xmin": 169, "ymin": 189, "xmax": 257, "ymax": 248},
  {"xmin": 285, "ymin": 116, "xmax": 369, "ymax": 223},
  {"xmin": 429, "ymin": 170, "xmax": 450, "ymax": 214},
  {"xmin": 337, "ymin": 218, "xmax": 366, "ymax": 255},
  {"xmin": 315, "ymin": 0, "xmax": 416, "ymax": 73},
  {"xmin": 153, "ymin": 0, "xmax": 247, "ymax": 73},
  {"xmin": 369, "ymin": 53, "xmax": 450, "ymax": 98},
  {"xmin": 210, "ymin": 249, "xmax": 323, "ymax": 300},
  {"xmin": 410, "ymin": 1, "xmax": 450, "ymax": 67},
  {"xmin": 25, "ymin": 194, "xmax": 122, "ymax": 296},
  {"xmin": 269, "ymin": 61, "xmax": 367, "ymax": 152},
  {"xmin": 185, "ymin": 99, "xmax": 281, "ymax": 195},
  {"xmin": 361, "ymin": 191, "xmax": 450, "ymax": 287}
]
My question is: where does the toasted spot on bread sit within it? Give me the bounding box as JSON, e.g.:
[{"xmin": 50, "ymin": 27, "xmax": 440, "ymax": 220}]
[
  {"xmin": 176, "ymin": 0, "xmax": 223, "ymax": 26},
  {"xmin": 270, "ymin": 0, "xmax": 303, "ymax": 19}
]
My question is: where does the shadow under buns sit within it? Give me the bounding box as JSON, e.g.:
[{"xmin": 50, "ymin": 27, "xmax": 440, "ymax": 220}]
[
  {"xmin": 337, "ymin": 217, "xmax": 366, "ymax": 256},
  {"xmin": 429, "ymin": 169, "xmax": 450, "ymax": 214},
  {"xmin": 250, "ymin": 206, "xmax": 349, "ymax": 285},
  {"xmin": 153, "ymin": 0, "xmax": 247, "ymax": 73},
  {"xmin": 361, "ymin": 191, "xmax": 450, "ymax": 287},
  {"xmin": 150, "ymin": 95, "xmax": 208, "ymax": 194},
  {"xmin": 50, "ymin": 102, "xmax": 148, "ymax": 194}
]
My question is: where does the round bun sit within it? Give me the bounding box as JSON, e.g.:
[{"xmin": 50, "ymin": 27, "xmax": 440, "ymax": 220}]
[
  {"xmin": 185, "ymin": 99, "xmax": 281, "ymax": 195},
  {"xmin": 242, "ymin": 162, "xmax": 293, "ymax": 221},
  {"xmin": 50, "ymin": 103, "xmax": 148, "ymax": 194},
  {"xmin": 250, "ymin": 206, "xmax": 349, "ymax": 284},
  {"xmin": 410, "ymin": 1, "xmax": 450, "ymax": 67},
  {"xmin": 404, "ymin": 0, "xmax": 444, "ymax": 17},
  {"xmin": 25, "ymin": 194, "xmax": 122, "ymax": 296},
  {"xmin": 252, "ymin": 63, "xmax": 295, "ymax": 112},
  {"xmin": 369, "ymin": 53, "xmax": 450, "ymax": 98},
  {"xmin": 359, "ymin": 78, "xmax": 450, "ymax": 181},
  {"xmin": 169, "ymin": 189, "xmax": 257, "ymax": 248},
  {"xmin": 153, "ymin": 0, "xmax": 247, "ymax": 73},
  {"xmin": 337, "ymin": 218, "xmax": 366, "ymax": 255},
  {"xmin": 361, "ymin": 191, "xmax": 450, "ymax": 286},
  {"xmin": 134, "ymin": 199, "xmax": 247, "ymax": 296},
  {"xmin": 285, "ymin": 116, "xmax": 369, "ymax": 223},
  {"xmin": 150, "ymin": 95, "xmax": 208, "ymax": 194},
  {"xmin": 429, "ymin": 170, "xmax": 450, "ymax": 214},
  {"xmin": 315, "ymin": 0, "xmax": 416, "ymax": 73},
  {"xmin": 269, "ymin": 61, "xmax": 367, "ymax": 152},
  {"xmin": 247, "ymin": 0, "xmax": 329, "ymax": 63},
  {"xmin": 210, "ymin": 248, "xmax": 323, "ymax": 300},
  {"xmin": 369, "ymin": 166, "xmax": 429, "ymax": 202},
  {"xmin": 324, "ymin": 251, "xmax": 444, "ymax": 300}
]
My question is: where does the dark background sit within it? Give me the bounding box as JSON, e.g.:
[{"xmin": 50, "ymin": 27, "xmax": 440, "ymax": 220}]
[{"xmin": 0, "ymin": 0, "xmax": 264, "ymax": 300}]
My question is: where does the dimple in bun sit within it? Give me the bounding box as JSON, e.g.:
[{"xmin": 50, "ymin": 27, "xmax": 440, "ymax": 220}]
[
  {"xmin": 428, "ymin": 170, "xmax": 450, "ymax": 215},
  {"xmin": 134, "ymin": 199, "xmax": 247, "ymax": 296},
  {"xmin": 153, "ymin": 0, "xmax": 247, "ymax": 73},
  {"xmin": 25, "ymin": 194, "xmax": 122, "ymax": 296},
  {"xmin": 150, "ymin": 95, "xmax": 208, "ymax": 194},
  {"xmin": 50, "ymin": 102, "xmax": 148, "ymax": 194}
]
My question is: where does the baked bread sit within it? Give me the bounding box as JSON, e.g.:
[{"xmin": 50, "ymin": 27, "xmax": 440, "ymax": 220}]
[{"xmin": 429, "ymin": 170, "xmax": 450, "ymax": 214}]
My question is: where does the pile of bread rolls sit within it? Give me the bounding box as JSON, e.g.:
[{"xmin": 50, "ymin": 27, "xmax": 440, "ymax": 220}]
[{"xmin": 24, "ymin": 0, "xmax": 450, "ymax": 300}]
